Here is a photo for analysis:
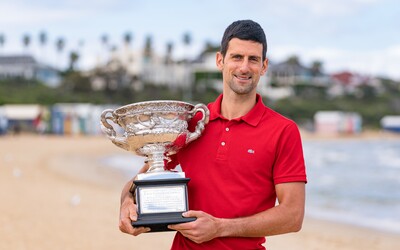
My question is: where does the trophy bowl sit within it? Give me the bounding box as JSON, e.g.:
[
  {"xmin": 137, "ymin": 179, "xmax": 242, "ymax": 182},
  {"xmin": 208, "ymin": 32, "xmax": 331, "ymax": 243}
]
[
  {"xmin": 100, "ymin": 100, "xmax": 209, "ymax": 232},
  {"xmin": 100, "ymin": 100, "xmax": 209, "ymax": 173}
]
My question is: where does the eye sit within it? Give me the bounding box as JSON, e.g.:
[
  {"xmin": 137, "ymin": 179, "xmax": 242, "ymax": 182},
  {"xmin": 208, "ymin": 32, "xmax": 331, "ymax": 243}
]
[
  {"xmin": 232, "ymin": 54, "xmax": 242, "ymax": 60},
  {"xmin": 249, "ymin": 57, "xmax": 260, "ymax": 62}
]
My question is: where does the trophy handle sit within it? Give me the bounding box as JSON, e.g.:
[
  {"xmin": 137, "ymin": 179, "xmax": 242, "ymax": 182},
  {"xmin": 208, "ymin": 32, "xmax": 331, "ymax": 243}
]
[
  {"xmin": 100, "ymin": 109, "xmax": 130, "ymax": 151},
  {"xmin": 186, "ymin": 104, "xmax": 210, "ymax": 144}
]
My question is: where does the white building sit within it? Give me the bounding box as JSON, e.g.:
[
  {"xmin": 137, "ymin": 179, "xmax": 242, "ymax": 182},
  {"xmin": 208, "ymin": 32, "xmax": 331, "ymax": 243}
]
[{"xmin": 0, "ymin": 55, "xmax": 61, "ymax": 87}]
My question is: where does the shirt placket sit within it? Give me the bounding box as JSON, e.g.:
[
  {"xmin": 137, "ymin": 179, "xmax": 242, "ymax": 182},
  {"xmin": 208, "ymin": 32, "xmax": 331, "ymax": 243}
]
[{"xmin": 215, "ymin": 120, "xmax": 234, "ymax": 161}]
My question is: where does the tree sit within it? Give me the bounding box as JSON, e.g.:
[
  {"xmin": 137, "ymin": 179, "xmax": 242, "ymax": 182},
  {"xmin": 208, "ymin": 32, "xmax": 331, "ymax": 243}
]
[
  {"xmin": 55, "ymin": 37, "xmax": 66, "ymax": 69},
  {"xmin": 101, "ymin": 34, "xmax": 109, "ymax": 48},
  {"xmin": 22, "ymin": 33, "xmax": 31, "ymax": 52},
  {"xmin": 68, "ymin": 51, "xmax": 79, "ymax": 71},
  {"xmin": 286, "ymin": 55, "xmax": 300, "ymax": 65},
  {"xmin": 39, "ymin": 31, "xmax": 47, "ymax": 47},
  {"xmin": 38, "ymin": 30, "xmax": 48, "ymax": 62},
  {"xmin": 0, "ymin": 33, "xmax": 5, "ymax": 50},
  {"xmin": 143, "ymin": 35, "xmax": 153, "ymax": 60},
  {"xmin": 182, "ymin": 32, "xmax": 193, "ymax": 101},
  {"xmin": 123, "ymin": 32, "xmax": 132, "ymax": 47},
  {"xmin": 56, "ymin": 37, "xmax": 66, "ymax": 54},
  {"xmin": 165, "ymin": 41, "xmax": 174, "ymax": 64},
  {"xmin": 311, "ymin": 60, "xmax": 323, "ymax": 76}
]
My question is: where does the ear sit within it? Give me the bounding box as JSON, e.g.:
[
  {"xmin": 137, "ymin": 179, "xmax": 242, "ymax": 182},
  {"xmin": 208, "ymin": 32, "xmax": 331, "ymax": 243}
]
[
  {"xmin": 216, "ymin": 52, "xmax": 224, "ymax": 71},
  {"xmin": 261, "ymin": 58, "xmax": 269, "ymax": 76}
]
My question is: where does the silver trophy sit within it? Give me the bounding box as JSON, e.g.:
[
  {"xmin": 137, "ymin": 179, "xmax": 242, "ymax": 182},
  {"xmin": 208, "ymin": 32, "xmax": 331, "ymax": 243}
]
[{"xmin": 100, "ymin": 100, "xmax": 209, "ymax": 232}]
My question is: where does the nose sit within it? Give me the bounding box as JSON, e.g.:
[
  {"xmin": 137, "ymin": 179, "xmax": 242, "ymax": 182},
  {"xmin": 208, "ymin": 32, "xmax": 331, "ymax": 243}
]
[{"xmin": 238, "ymin": 59, "xmax": 250, "ymax": 73}]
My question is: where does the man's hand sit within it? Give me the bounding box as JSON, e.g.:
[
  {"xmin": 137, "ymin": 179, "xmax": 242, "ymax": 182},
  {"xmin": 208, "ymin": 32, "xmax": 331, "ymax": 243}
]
[
  {"xmin": 119, "ymin": 193, "xmax": 150, "ymax": 235},
  {"xmin": 168, "ymin": 210, "xmax": 221, "ymax": 244}
]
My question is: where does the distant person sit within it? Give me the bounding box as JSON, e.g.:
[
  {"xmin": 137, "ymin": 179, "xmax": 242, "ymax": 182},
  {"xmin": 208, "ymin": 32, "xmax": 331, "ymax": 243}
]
[
  {"xmin": 119, "ymin": 19, "xmax": 307, "ymax": 249},
  {"xmin": 13, "ymin": 123, "xmax": 21, "ymax": 135},
  {"xmin": 0, "ymin": 115, "xmax": 7, "ymax": 135}
]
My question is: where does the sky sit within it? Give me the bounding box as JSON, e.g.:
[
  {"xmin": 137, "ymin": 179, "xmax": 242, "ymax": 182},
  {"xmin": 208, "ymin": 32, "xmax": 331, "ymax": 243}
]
[{"xmin": 0, "ymin": 0, "xmax": 399, "ymax": 80}]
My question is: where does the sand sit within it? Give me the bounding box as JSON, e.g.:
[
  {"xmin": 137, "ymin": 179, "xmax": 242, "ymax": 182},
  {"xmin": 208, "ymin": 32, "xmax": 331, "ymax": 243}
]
[{"xmin": 1, "ymin": 135, "xmax": 399, "ymax": 250}]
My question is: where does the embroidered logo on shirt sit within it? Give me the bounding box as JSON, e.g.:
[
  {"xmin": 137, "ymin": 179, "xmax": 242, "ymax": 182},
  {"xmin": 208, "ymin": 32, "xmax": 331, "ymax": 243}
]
[{"xmin": 247, "ymin": 149, "xmax": 255, "ymax": 154}]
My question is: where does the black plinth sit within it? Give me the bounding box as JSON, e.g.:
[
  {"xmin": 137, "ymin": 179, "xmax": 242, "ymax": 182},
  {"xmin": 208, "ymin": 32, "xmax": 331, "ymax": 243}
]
[{"xmin": 132, "ymin": 178, "xmax": 196, "ymax": 232}]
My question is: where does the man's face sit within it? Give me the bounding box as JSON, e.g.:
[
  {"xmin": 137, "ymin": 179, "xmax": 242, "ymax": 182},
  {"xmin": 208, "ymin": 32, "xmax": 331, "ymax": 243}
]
[{"xmin": 216, "ymin": 38, "xmax": 268, "ymax": 96}]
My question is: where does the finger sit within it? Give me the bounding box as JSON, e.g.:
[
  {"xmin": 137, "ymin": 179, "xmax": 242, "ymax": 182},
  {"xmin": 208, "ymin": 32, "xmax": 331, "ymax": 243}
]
[
  {"xmin": 119, "ymin": 216, "xmax": 135, "ymax": 234},
  {"xmin": 182, "ymin": 210, "xmax": 202, "ymax": 218},
  {"xmin": 132, "ymin": 227, "xmax": 151, "ymax": 236},
  {"xmin": 129, "ymin": 204, "xmax": 138, "ymax": 221}
]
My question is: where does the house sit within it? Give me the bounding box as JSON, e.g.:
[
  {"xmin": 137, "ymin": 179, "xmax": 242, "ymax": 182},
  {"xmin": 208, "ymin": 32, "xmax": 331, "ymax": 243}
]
[
  {"xmin": 0, "ymin": 55, "xmax": 61, "ymax": 87},
  {"xmin": 329, "ymin": 71, "xmax": 382, "ymax": 97}
]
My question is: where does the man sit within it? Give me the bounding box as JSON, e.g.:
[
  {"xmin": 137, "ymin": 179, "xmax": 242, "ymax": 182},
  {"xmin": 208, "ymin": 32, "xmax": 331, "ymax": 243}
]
[{"xmin": 119, "ymin": 19, "xmax": 307, "ymax": 249}]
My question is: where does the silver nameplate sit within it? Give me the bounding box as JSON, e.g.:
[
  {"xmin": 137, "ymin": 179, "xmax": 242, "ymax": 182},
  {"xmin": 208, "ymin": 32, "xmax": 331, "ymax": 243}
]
[{"xmin": 139, "ymin": 185, "xmax": 186, "ymax": 214}]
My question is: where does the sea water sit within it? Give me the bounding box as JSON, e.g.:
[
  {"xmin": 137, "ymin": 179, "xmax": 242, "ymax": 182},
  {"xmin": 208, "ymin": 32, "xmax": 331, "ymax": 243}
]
[
  {"xmin": 304, "ymin": 138, "xmax": 400, "ymax": 233},
  {"xmin": 101, "ymin": 138, "xmax": 400, "ymax": 233}
]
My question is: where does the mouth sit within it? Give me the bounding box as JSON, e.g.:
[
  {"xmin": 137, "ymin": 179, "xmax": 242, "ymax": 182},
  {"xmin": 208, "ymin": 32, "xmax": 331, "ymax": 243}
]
[{"xmin": 234, "ymin": 74, "xmax": 252, "ymax": 81}]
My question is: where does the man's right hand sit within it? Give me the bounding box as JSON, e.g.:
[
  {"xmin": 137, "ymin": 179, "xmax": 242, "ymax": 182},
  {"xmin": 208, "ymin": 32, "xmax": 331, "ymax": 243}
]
[{"xmin": 119, "ymin": 189, "xmax": 150, "ymax": 235}]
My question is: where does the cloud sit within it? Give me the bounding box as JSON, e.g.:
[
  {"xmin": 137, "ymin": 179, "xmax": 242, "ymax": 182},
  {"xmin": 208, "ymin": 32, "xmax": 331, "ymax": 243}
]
[
  {"xmin": 278, "ymin": 0, "xmax": 380, "ymax": 16},
  {"xmin": 0, "ymin": 2, "xmax": 88, "ymax": 25},
  {"xmin": 271, "ymin": 44, "xmax": 400, "ymax": 80}
]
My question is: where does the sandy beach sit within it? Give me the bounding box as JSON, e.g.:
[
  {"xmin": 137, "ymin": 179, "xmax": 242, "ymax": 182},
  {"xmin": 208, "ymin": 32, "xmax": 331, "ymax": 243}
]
[{"xmin": 1, "ymin": 135, "xmax": 400, "ymax": 250}]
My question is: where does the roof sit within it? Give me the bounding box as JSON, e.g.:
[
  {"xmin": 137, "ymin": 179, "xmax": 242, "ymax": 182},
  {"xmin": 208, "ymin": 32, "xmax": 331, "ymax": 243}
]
[
  {"xmin": 3, "ymin": 104, "xmax": 42, "ymax": 120},
  {"xmin": 0, "ymin": 55, "xmax": 36, "ymax": 65}
]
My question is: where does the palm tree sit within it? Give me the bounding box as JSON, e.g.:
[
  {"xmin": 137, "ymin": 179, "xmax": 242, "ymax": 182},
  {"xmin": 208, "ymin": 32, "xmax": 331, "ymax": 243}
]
[
  {"xmin": 39, "ymin": 31, "xmax": 48, "ymax": 62},
  {"xmin": 22, "ymin": 33, "xmax": 31, "ymax": 53},
  {"xmin": 39, "ymin": 31, "xmax": 47, "ymax": 47},
  {"xmin": 143, "ymin": 35, "xmax": 153, "ymax": 62},
  {"xmin": 165, "ymin": 41, "xmax": 174, "ymax": 65},
  {"xmin": 182, "ymin": 32, "xmax": 193, "ymax": 101},
  {"xmin": 0, "ymin": 33, "xmax": 5, "ymax": 52},
  {"xmin": 55, "ymin": 37, "xmax": 66, "ymax": 69},
  {"xmin": 68, "ymin": 50, "xmax": 79, "ymax": 71},
  {"xmin": 100, "ymin": 33, "xmax": 109, "ymax": 63},
  {"xmin": 123, "ymin": 32, "xmax": 132, "ymax": 47}
]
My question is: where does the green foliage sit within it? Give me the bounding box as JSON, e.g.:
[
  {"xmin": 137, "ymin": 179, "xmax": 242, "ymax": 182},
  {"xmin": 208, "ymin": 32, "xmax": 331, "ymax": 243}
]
[
  {"xmin": 270, "ymin": 79, "xmax": 400, "ymax": 129},
  {"xmin": 1, "ymin": 72, "xmax": 399, "ymax": 129}
]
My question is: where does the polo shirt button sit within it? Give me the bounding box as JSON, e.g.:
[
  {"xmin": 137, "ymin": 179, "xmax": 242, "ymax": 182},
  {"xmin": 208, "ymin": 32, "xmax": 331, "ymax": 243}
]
[
  {"xmin": 225, "ymin": 127, "xmax": 230, "ymax": 132},
  {"xmin": 221, "ymin": 142, "xmax": 226, "ymax": 146}
]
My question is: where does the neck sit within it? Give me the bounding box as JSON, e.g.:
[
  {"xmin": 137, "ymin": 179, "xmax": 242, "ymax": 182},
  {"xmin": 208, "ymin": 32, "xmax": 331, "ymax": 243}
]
[{"xmin": 221, "ymin": 93, "xmax": 257, "ymax": 120}]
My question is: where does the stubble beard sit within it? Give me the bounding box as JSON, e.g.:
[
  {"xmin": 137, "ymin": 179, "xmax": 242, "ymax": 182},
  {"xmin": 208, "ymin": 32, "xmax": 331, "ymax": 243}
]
[{"xmin": 228, "ymin": 78, "xmax": 257, "ymax": 95}]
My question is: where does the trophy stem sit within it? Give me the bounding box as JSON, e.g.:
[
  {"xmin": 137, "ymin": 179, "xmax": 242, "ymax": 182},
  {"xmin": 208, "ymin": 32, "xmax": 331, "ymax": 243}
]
[{"xmin": 139, "ymin": 144, "xmax": 168, "ymax": 172}]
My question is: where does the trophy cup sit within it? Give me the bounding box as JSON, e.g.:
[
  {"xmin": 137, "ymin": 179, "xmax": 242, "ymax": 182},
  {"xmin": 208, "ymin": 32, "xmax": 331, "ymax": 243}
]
[{"xmin": 100, "ymin": 100, "xmax": 209, "ymax": 232}]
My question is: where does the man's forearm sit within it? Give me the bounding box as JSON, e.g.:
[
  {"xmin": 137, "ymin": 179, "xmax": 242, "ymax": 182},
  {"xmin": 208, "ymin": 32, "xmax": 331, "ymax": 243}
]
[
  {"xmin": 216, "ymin": 202, "xmax": 304, "ymax": 238},
  {"xmin": 120, "ymin": 163, "xmax": 150, "ymax": 204},
  {"xmin": 217, "ymin": 182, "xmax": 305, "ymax": 238}
]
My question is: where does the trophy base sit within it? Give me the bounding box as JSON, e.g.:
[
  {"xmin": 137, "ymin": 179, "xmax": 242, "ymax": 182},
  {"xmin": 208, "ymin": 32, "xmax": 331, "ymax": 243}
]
[
  {"xmin": 133, "ymin": 177, "xmax": 196, "ymax": 233},
  {"xmin": 132, "ymin": 213, "xmax": 196, "ymax": 232}
]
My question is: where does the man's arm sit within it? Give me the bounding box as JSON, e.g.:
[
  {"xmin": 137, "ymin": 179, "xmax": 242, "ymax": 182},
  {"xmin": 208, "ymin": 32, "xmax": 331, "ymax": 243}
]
[
  {"xmin": 119, "ymin": 163, "xmax": 151, "ymax": 235},
  {"xmin": 168, "ymin": 182, "xmax": 305, "ymax": 244}
]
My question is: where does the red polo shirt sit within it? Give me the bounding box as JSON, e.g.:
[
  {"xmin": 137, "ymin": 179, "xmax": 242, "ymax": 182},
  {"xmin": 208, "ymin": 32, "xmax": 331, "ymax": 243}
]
[{"xmin": 168, "ymin": 94, "xmax": 307, "ymax": 250}]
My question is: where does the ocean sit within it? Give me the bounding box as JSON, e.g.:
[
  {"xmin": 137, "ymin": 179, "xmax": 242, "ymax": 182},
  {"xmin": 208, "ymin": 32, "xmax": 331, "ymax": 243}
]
[
  {"xmin": 304, "ymin": 138, "xmax": 400, "ymax": 233},
  {"xmin": 101, "ymin": 138, "xmax": 400, "ymax": 234}
]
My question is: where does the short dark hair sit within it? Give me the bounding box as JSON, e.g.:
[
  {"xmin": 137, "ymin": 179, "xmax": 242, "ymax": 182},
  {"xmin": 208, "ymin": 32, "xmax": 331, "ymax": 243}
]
[{"xmin": 220, "ymin": 20, "xmax": 267, "ymax": 61}]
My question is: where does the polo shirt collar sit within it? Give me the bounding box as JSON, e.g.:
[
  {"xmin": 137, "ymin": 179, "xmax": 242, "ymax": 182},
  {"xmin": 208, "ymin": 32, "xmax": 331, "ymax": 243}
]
[{"xmin": 208, "ymin": 94, "xmax": 266, "ymax": 127}]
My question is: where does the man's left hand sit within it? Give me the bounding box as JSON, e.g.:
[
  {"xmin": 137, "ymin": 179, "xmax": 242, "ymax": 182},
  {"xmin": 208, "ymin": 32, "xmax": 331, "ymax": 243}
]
[{"xmin": 168, "ymin": 210, "xmax": 221, "ymax": 244}]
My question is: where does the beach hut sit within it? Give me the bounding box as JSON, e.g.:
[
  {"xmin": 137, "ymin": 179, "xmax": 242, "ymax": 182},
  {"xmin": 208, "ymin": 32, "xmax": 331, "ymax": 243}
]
[
  {"xmin": 51, "ymin": 103, "xmax": 94, "ymax": 135},
  {"xmin": 380, "ymin": 116, "xmax": 400, "ymax": 132},
  {"xmin": 1, "ymin": 104, "xmax": 45, "ymax": 133},
  {"xmin": 314, "ymin": 111, "xmax": 362, "ymax": 135}
]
